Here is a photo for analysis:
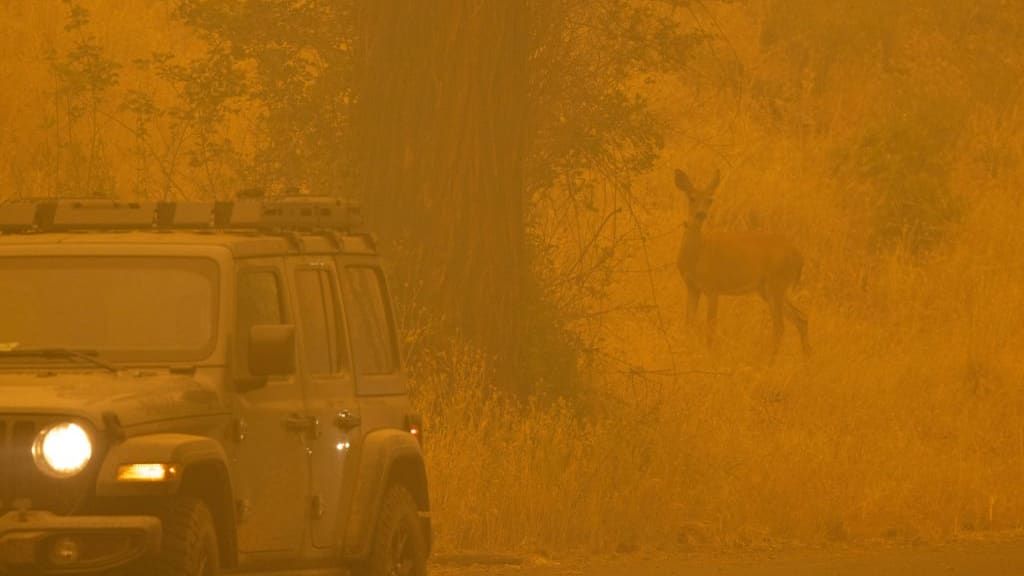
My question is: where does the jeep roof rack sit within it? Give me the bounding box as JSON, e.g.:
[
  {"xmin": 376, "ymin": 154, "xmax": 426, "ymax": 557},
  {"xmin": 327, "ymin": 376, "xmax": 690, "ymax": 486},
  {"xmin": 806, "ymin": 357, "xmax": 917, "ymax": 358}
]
[{"xmin": 0, "ymin": 197, "xmax": 363, "ymax": 233}]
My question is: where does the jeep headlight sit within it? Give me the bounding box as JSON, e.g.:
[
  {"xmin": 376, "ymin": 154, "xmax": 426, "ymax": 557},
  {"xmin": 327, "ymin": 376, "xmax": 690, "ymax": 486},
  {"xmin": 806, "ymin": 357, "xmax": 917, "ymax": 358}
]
[{"xmin": 33, "ymin": 422, "xmax": 93, "ymax": 478}]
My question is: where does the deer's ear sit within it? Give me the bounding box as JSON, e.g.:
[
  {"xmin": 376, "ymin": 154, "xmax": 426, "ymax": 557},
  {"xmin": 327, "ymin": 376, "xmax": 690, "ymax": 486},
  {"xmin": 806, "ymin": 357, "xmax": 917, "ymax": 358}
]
[
  {"xmin": 704, "ymin": 169, "xmax": 721, "ymax": 194},
  {"xmin": 674, "ymin": 169, "xmax": 694, "ymax": 193}
]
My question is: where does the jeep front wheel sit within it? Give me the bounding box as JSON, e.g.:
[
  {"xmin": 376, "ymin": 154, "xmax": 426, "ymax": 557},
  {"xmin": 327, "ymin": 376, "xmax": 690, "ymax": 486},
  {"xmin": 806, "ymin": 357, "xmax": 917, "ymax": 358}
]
[
  {"xmin": 157, "ymin": 497, "xmax": 219, "ymax": 576},
  {"xmin": 358, "ymin": 485, "xmax": 427, "ymax": 576}
]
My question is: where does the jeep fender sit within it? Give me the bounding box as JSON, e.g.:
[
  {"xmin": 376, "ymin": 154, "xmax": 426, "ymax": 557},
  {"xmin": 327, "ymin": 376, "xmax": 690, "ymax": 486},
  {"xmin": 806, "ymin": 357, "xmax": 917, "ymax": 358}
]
[
  {"xmin": 343, "ymin": 429, "xmax": 430, "ymax": 559},
  {"xmin": 95, "ymin": 433, "xmax": 238, "ymax": 567},
  {"xmin": 96, "ymin": 433, "xmax": 229, "ymax": 497}
]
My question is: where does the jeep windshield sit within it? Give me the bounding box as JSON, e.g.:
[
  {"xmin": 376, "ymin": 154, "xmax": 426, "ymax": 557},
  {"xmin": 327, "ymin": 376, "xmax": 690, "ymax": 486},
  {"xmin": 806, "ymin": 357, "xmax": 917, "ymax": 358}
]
[{"xmin": 0, "ymin": 256, "xmax": 218, "ymax": 364}]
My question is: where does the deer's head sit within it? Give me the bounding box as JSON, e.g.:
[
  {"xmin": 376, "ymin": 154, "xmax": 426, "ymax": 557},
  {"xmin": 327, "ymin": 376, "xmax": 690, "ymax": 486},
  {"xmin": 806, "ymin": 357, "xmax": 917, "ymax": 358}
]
[{"xmin": 675, "ymin": 168, "xmax": 721, "ymax": 223}]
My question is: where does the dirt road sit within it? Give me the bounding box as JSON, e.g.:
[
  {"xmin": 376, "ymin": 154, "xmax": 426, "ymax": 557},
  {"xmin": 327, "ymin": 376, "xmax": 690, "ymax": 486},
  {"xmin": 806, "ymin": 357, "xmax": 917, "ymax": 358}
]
[{"xmin": 431, "ymin": 539, "xmax": 1024, "ymax": 575}]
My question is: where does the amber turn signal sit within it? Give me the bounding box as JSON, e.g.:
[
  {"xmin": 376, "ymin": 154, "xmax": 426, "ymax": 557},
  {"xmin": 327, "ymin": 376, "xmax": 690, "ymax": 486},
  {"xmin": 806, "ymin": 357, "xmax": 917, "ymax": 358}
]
[{"xmin": 116, "ymin": 463, "xmax": 178, "ymax": 482}]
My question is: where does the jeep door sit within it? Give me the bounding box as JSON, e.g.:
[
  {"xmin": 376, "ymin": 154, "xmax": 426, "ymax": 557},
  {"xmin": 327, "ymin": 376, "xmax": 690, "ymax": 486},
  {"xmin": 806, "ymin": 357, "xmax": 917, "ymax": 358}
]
[
  {"xmin": 285, "ymin": 257, "xmax": 362, "ymax": 550},
  {"xmin": 232, "ymin": 261, "xmax": 310, "ymax": 555},
  {"xmin": 335, "ymin": 259, "xmax": 415, "ymax": 541}
]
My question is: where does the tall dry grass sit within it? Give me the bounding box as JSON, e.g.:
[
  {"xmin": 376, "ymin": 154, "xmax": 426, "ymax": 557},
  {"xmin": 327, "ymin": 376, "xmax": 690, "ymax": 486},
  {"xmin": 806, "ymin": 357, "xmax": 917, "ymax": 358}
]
[
  {"xmin": 413, "ymin": 118, "xmax": 1024, "ymax": 554},
  {"xmin": 414, "ymin": 208, "xmax": 1024, "ymax": 555}
]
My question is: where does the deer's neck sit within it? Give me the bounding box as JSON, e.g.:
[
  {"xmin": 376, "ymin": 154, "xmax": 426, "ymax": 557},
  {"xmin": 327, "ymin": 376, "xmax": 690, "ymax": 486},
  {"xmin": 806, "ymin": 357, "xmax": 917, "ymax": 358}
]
[{"xmin": 680, "ymin": 221, "xmax": 704, "ymax": 280}]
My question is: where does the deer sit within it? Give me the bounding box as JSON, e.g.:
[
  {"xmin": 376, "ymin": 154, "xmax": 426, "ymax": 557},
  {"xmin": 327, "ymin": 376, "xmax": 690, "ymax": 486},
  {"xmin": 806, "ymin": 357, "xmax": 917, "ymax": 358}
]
[{"xmin": 675, "ymin": 168, "xmax": 810, "ymax": 356}]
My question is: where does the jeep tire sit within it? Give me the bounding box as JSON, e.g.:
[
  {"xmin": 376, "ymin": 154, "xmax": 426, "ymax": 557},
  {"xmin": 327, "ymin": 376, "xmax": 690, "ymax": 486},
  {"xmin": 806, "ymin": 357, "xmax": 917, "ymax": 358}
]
[
  {"xmin": 157, "ymin": 497, "xmax": 220, "ymax": 576},
  {"xmin": 356, "ymin": 484, "xmax": 427, "ymax": 576}
]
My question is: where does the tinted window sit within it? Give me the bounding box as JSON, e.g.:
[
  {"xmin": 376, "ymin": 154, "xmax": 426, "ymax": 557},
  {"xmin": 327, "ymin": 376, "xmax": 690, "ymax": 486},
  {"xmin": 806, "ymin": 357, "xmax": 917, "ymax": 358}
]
[
  {"xmin": 238, "ymin": 271, "xmax": 282, "ymax": 326},
  {"xmin": 295, "ymin": 270, "xmax": 332, "ymax": 375},
  {"xmin": 329, "ymin": 275, "xmax": 352, "ymax": 374},
  {"xmin": 236, "ymin": 270, "xmax": 283, "ymax": 377},
  {"xmin": 341, "ymin": 267, "xmax": 398, "ymax": 375}
]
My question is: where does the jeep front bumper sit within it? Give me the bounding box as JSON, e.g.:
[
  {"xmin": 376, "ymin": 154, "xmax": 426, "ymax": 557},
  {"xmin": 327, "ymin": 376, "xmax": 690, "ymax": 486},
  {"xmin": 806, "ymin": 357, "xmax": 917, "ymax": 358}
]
[{"xmin": 0, "ymin": 510, "xmax": 160, "ymax": 574}]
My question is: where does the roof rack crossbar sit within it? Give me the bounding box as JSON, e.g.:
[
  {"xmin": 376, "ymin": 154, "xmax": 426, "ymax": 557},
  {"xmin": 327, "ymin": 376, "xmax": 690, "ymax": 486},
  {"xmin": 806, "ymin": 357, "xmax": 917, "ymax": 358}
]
[{"xmin": 0, "ymin": 197, "xmax": 363, "ymax": 233}]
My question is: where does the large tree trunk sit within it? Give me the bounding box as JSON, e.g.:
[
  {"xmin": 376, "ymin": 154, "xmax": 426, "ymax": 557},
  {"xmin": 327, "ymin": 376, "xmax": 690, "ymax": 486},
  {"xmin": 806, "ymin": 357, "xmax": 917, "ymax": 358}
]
[{"xmin": 354, "ymin": 0, "xmax": 531, "ymax": 390}]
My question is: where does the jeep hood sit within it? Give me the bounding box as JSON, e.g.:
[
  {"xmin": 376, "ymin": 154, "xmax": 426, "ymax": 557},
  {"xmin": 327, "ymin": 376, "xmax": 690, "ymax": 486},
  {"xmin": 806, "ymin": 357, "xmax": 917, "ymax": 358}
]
[{"xmin": 0, "ymin": 371, "xmax": 226, "ymax": 428}]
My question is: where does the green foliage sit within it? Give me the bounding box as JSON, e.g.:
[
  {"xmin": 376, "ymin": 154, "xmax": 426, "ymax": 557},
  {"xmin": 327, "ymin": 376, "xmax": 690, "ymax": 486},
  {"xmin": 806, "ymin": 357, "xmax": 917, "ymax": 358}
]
[
  {"xmin": 527, "ymin": 0, "xmax": 698, "ymax": 195},
  {"xmin": 760, "ymin": 0, "xmax": 898, "ymax": 74},
  {"xmin": 847, "ymin": 89, "xmax": 966, "ymax": 254},
  {"xmin": 517, "ymin": 268, "xmax": 587, "ymax": 399},
  {"xmin": 755, "ymin": 0, "xmax": 1023, "ymax": 255},
  {"xmin": 48, "ymin": 0, "xmax": 121, "ymax": 197},
  {"xmin": 176, "ymin": 0, "xmax": 356, "ymax": 193}
]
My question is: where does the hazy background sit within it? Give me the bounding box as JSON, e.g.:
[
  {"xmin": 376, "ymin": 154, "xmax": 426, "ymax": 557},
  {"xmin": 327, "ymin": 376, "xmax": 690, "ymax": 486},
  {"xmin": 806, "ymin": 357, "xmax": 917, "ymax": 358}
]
[{"xmin": 2, "ymin": 0, "xmax": 1024, "ymax": 556}]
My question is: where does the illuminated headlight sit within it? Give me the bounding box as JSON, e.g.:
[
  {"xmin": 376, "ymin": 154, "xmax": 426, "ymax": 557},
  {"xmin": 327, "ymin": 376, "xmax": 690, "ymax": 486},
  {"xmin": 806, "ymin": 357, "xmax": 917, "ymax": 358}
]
[{"xmin": 32, "ymin": 422, "xmax": 93, "ymax": 478}]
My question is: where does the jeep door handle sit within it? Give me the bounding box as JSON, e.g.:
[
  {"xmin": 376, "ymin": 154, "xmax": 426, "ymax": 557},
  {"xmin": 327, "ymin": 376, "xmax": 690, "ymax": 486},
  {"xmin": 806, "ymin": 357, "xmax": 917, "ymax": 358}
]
[
  {"xmin": 334, "ymin": 410, "xmax": 361, "ymax": 431},
  {"xmin": 283, "ymin": 414, "xmax": 318, "ymax": 432}
]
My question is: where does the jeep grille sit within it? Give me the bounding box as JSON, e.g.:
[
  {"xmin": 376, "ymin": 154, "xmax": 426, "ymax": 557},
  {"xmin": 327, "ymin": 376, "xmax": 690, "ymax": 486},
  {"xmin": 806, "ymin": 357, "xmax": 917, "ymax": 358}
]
[{"xmin": 0, "ymin": 416, "xmax": 94, "ymax": 515}]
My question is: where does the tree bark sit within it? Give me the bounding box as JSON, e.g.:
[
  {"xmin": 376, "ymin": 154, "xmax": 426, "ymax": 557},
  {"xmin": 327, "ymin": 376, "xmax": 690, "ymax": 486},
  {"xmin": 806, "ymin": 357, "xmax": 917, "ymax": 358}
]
[{"xmin": 354, "ymin": 0, "xmax": 530, "ymax": 390}]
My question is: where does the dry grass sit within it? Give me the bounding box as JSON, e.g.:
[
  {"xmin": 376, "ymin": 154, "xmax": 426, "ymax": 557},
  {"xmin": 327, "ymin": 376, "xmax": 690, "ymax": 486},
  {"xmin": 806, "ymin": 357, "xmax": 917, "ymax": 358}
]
[
  {"xmin": 413, "ymin": 134, "xmax": 1024, "ymax": 555},
  {"xmin": 414, "ymin": 246, "xmax": 1024, "ymax": 555}
]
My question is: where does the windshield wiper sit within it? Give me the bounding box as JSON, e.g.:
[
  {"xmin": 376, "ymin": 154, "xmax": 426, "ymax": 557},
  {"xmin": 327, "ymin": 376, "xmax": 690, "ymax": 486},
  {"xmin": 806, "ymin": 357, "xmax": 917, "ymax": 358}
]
[{"xmin": 0, "ymin": 348, "xmax": 119, "ymax": 373}]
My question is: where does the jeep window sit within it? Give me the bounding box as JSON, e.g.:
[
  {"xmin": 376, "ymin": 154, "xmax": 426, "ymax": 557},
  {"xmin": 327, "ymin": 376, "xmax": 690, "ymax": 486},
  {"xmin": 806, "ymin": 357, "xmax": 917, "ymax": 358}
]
[
  {"xmin": 0, "ymin": 257, "xmax": 217, "ymax": 362},
  {"xmin": 236, "ymin": 269, "xmax": 284, "ymax": 378},
  {"xmin": 340, "ymin": 267, "xmax": 398, "ymax": 375},
  {"xmin": 296, "ymin": 268, "xmax": 352, "ymax": 375}
]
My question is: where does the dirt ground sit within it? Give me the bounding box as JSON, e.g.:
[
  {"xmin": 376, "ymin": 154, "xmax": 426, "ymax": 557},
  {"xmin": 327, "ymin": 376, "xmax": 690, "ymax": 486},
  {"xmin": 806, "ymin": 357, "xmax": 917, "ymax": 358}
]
[{"xmin": 430, "ymin": 538, "xmax": 1024, "ymax": 575}]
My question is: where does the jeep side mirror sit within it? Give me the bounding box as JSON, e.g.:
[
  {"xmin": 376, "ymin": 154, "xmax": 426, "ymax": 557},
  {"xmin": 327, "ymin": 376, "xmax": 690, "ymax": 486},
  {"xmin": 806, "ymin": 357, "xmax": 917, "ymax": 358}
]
[{"xmin": 248, "ymin": 324, "xmax": 296, "ymax": 378}]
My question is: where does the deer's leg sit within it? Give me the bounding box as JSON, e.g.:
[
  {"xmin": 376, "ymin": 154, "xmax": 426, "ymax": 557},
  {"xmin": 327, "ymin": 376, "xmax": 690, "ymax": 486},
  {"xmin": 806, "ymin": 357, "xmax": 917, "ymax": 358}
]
[
  {"xmin": 769, "ymin": 293, "xmax": 785, "ymax": 357},
  {"xmin": 706, "ymin": 293, "xmax": 719, "ymax": 348},
  {"xmin": 686, "ymin": 286, "xmax": 701, "ymax": 326},
  {"xmin": 757, "ymin": 284, "xmax": 769, "ymax": 301},
  {"xmin": 784, "ymin": 297, "xmax": 811, "ymax": 355}
]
